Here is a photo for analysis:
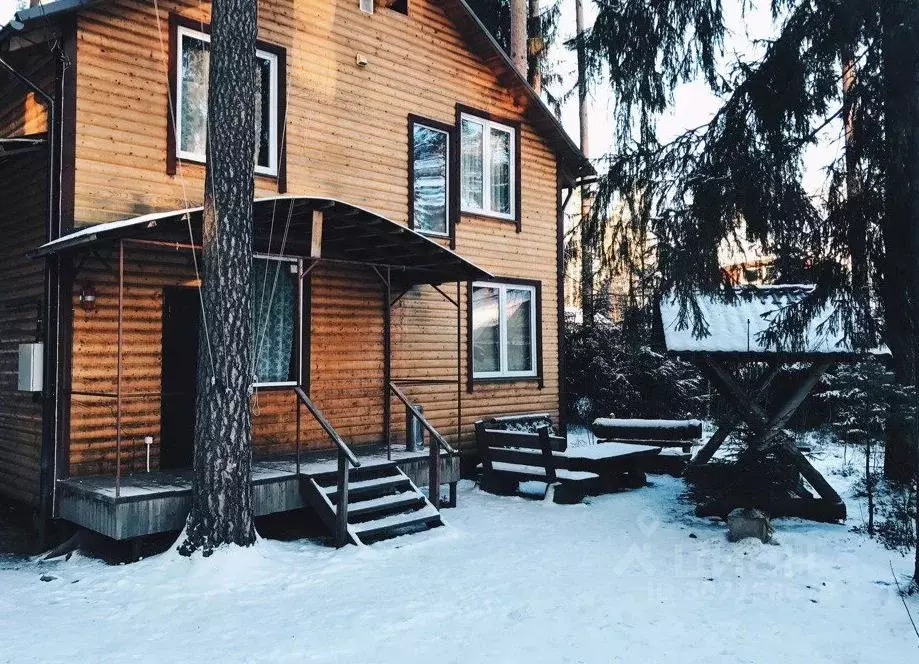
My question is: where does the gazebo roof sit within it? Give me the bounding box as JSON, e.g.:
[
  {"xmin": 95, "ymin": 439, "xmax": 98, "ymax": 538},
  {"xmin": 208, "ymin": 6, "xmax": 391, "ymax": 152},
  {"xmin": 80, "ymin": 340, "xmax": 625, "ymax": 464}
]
[{"xmin": 660, "ymin": 285, "xmax": 884, "ymax": 361}]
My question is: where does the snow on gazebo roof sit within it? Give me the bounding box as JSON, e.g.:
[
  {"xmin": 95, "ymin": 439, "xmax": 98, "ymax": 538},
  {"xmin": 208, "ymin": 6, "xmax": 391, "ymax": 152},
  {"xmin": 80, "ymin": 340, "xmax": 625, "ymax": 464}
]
[{"xmin": 659, "ymin": 285, "xmax": 868, "ymax": 358}]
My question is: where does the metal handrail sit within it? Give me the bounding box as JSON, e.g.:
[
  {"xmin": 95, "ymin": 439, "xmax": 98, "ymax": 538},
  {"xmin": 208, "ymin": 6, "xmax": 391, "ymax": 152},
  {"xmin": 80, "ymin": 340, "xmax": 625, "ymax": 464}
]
[
  {"xmin": 294, "ymin": 386, "xmax": 360, "ymax": 547},
  {"xmin": 294, "ymin": 386, "xmax": 361, "ymax": 468},
  {"xmin": 389, "ymin": 381, "xmax": 456, "ymax": 510},
  {"xmin": 389, "ymin": 382, "xmax": 457, "ymax": 455}
]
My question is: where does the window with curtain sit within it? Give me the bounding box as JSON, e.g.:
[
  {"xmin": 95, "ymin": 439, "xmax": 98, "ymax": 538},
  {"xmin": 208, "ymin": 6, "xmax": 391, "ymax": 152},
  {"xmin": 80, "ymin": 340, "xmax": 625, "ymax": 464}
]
[
  {"xmin": 176, "ymin": 26, "xmax": 279, "ymax": 175},
  {"xmin": 459, "ymin": 113, "xmax": 515, "ymax": 219},
  {"xmin": 411, "ymin": 121, "xmax": 450, "ymax": 236},
  {"xmin": 251, "ymin": 257, "xmax": 298, "ymax": 386},
  {"xmin": 471, "ymin": 281, "xmax": 537, "ymax": 379}
]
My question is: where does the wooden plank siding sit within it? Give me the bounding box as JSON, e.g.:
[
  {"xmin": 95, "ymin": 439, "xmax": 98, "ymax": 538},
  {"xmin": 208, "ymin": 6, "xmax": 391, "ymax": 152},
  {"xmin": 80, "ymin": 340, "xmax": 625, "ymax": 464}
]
[
  {"xmin": 0, "ymin": 150, "xmax": 48, "ymax": 505},
  {"xmin": 61, "ymin": 0, "xmax": 561, "ymax": 471}
]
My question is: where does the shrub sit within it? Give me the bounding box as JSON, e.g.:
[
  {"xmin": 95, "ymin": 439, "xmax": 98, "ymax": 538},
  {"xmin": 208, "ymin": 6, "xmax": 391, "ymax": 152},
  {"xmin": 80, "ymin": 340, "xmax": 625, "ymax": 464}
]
[{"xmin": 564, "ymin": 317, "xmax": 706, "ymax": 422}]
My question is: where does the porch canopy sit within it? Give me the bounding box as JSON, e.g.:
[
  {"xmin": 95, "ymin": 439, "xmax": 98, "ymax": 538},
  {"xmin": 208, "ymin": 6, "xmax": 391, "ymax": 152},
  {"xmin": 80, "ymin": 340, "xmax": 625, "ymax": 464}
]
[
  {"xmin": 661, "ymin": 286, "xmax": 880, "ymax": 522},
  {"xmin": 32, "ymin": 195, "xmax": 492, "ymax": 286}
]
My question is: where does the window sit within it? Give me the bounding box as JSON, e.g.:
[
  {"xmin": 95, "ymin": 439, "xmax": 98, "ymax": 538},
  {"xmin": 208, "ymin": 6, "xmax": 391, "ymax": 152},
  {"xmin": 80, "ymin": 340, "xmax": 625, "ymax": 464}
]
[
  {"xmin": 471, "ymin": 281, "xmax": 538, "ymax": 379},
  {"xmin": 175, "ymin": 25, "xmax": 280, "ymax": 176},
  {"xmin": 409, "ymin": 117, "xmax": 451, "ymax": 237},
  {"xmin": 460, "ymin": 113, "xmax": 516, "ymax": 220},
  {"xmin": 251, "ymin": 256, "xmax": 300, "ymax": 387}
]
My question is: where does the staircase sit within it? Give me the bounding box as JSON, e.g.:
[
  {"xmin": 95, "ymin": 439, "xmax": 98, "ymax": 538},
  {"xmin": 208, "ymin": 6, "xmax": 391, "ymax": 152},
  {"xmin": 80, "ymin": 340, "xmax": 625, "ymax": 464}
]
[{"xmin": 303, "ymin": 464, "xmax": 444, "ymax": 545}]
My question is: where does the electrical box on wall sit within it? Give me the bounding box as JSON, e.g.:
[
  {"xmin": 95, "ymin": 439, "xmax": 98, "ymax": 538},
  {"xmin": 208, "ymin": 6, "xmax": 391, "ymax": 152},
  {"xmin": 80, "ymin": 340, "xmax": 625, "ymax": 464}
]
[{"xmin": 18, "ymin": 343, "xmax": 43, "ymax": 392}]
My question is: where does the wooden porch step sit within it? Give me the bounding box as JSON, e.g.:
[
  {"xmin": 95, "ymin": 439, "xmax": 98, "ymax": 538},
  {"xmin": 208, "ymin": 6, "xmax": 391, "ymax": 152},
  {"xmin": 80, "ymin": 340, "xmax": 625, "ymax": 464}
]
[
  {"xmin": 350, "ymin": 504, "xmax": 442, "ymax": 540},
  {"xmin": 303, "ymin": 466, "xmax": 443, "ymax": 545},
  {"xmin": 347, "ymin": 491, "xmax": 427, "ymax": 520},
  {"xmin": 320, "ymin": 473, "xmax": 411, "ymax": 499}
]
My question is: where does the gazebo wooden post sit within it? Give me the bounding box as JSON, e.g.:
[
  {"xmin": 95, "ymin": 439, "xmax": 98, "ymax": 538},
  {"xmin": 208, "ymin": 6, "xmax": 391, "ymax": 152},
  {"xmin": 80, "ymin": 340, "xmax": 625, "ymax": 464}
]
[
  {"xmin": 691, "ymin": 361, "xmax": 782, "ymax": 466},
  {"xmin": 694, "ymin": 355, "xmax": 844, "ymax": 519}
]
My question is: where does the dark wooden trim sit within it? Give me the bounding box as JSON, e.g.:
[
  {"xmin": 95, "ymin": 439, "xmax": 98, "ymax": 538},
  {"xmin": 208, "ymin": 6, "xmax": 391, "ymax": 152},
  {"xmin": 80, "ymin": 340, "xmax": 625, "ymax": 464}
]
[
  {"xmin": 467, "ymin": 276, "xmax": 543, "ymax": 387},
  {"xmin": 59, "ymin": 16, "xmax": 77, "ymax": 231},
  {"xmin": 166, "ymin": 12, "xmax": 179, "ymax": 177},
  {"xmin": 166, "ymin": 13, "xmax": 288, "ymax": 188},
  {"xmin": 302, "ymin": 268, "xmax": 312, "ymax": 394},
  {"xmin": 466, "ymin": 280, "xmax": 474, "ymax": 393},
  {"xmin": 556, "ymin": 173, "xmax": 567, "ymax": 433},
  {"xmin": 407, "ymin": 114, "xmax": 455, "ymax": 246},
  {"xmin": 275, "ymin": 45, "xmax": 288, "ymax": 194},
  {"xmin": 454, "ymin": 103, "xmax": 522, "ymax": 230}
]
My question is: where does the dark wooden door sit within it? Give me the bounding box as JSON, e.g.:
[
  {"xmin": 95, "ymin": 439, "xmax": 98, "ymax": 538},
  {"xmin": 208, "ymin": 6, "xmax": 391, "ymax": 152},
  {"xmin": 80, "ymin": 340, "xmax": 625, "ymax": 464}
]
[{"xmin": 160, "ymin": 287, "xmax": 200, "ymax": 470}]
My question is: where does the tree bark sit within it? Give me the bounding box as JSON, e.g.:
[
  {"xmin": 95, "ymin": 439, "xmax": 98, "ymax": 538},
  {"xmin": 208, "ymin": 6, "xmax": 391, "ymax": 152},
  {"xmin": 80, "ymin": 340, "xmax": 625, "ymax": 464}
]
[
  {"xmin": 528, "ymin": 0, "xmax": 541, "ymax": 93},
  {"xmin": 879, "ymin": 0, "xmax": 919, "ymax": 588},
  {"xmin": 179, "ymin": 0, "xmax": 258, "ymax": 556},
  {"xmin": 510, "ymin": 0, "xmax": 527, "ymax": 76},
  {"xmin": 575, "ymin": 0, "xmax": 594, "ymax": 327},
  {"xmin": 842, "ymin": 48, "xmax": 869, "ymax": 318}
]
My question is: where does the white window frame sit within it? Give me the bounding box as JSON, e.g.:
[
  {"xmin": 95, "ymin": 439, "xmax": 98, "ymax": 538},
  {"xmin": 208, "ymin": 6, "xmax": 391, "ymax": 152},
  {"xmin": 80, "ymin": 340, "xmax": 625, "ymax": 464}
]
[
  {"xmin": 252, "ymin": 255, "xmax": 301, "ymax": 388},
  {"xmin": 411, "ymin": 121, "xmax": 451, "ymax": 239},
  {"xmin": 472, "ymin": 281, "xmax": 538, "ymax": 379},
  {"xmin": 175, "ymin": 26, "xmax": 280, "ymax": 177},
  {"xmin": 460, "ymin": 113, "xmax": 516, "ymax": 221}
]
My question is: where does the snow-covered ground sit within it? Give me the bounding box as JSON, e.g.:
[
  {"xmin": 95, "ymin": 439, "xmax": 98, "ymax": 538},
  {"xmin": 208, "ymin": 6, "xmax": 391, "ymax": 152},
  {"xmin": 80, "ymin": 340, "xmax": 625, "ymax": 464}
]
[{"xmin": 0, "ymin": 435, "xmax": 916, "ymax": 663}]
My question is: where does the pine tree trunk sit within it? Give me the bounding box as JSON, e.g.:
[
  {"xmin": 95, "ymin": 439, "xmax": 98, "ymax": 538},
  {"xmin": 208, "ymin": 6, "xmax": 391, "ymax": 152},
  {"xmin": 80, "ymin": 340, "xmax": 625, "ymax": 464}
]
[
  {"xmin": 528, "ymin": 0, "xmax": 541, "ymax": 93},
  {"xmin": 879, "ymin": 0, "xmax": 919, "ymax": 588},
  {"xmin": 179, "ymin": 0, "xmax": 258, "ymax": 556},
  {"xmin": 510, "ymin": 0, "xmax": 527, "ymax": 76},
  {"xmin": 575, "ymin": 0, "xmax": 593, "ymax": 327}
]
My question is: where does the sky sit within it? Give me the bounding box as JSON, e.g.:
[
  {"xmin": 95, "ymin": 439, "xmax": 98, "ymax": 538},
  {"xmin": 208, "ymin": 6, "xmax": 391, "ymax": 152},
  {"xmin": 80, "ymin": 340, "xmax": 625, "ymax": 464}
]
[
  {"xmin": 0, "ymin": 0, "xmax": 18, "ymax": 24},
  {"xmin": 551, "ymin": 0, "xmax": 838, "ymax": 196}
]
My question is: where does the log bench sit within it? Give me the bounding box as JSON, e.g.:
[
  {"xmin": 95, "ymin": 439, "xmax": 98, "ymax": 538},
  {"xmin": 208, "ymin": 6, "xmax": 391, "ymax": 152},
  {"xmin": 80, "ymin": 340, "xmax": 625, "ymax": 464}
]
[
  {"xmin": 591, "ymin": 418, "xmax": 703, "ymax": 453},
  {"xmin": 474, "ymin": 419, "xmax": 661, "ymax": 502}
]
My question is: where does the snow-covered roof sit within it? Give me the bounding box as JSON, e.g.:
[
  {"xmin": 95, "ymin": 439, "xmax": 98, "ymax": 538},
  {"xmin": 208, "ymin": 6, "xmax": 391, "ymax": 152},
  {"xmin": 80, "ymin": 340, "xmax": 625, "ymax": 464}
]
[{"xmin": 660, "ymin": 286, "xmax": 865, "ymax": 356}]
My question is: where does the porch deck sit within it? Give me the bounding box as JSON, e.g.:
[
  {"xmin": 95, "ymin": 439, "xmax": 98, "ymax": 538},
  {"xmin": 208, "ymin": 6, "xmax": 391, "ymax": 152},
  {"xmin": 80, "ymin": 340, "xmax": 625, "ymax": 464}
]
[{"xmin": 57, "ymin": 445, "xmax": 459, "ymax": 540}]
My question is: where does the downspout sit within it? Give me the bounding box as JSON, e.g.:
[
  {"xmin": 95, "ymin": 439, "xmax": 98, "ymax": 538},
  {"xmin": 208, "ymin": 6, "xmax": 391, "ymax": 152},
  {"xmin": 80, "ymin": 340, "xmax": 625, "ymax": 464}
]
[{"xmin": 0, "ymin": 50, "xmax": 63, "ymax": 542}]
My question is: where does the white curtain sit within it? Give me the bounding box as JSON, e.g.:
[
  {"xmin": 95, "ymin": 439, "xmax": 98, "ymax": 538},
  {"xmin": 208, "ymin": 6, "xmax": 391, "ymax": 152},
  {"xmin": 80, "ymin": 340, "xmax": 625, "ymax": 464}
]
[{"xmin": 251, "ymin": 259, "xmax": 295, "ymax": 384}]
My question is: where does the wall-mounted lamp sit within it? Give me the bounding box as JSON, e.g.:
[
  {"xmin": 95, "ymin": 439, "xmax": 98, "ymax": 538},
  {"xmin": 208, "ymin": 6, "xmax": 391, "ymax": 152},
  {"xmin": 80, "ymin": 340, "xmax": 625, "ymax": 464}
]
[{"xmin": 79, "ymin": 283, "xmax": 97, "ymax": 312}]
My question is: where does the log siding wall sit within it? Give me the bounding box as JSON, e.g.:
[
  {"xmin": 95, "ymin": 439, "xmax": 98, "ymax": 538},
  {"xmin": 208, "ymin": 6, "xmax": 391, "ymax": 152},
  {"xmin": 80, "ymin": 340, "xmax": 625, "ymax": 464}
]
[
  {"xmin": 60, "ymin": 0, "xmax": 562, "ymax": 474},
  {"xmin": 0, "ymin": 151, "xmax": 48, "ymax": 504}
]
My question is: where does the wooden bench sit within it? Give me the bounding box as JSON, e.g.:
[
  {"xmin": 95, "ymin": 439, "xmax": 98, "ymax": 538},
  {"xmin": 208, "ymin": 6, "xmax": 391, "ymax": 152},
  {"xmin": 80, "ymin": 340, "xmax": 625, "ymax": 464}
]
[
  {"xmin": 591, "ymin": 418, "xmax": 702, "ymax": 454},
  {"xmin": 475, "ymin": 419, "xmax": 661, "ymax": 501}
]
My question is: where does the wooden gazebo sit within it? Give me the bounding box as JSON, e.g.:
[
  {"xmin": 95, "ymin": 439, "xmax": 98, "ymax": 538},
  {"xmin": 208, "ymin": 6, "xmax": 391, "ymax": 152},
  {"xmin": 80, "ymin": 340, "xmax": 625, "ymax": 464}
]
[{"xmin": 660, "ymin": 286, "xmax": 880, "ymax": 522}]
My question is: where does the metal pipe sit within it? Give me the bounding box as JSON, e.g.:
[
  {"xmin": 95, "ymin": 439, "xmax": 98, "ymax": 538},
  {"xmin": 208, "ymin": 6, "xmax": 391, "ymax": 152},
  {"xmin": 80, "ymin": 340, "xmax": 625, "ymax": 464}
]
[
  {"xmin": 115, "ymin": 240, "xmax": 123, "ymax": 498},
  {"xmin": 382, "ymin": 266, "xmax": 391, "ymax": 461},
  {"xmin": 456, "ymin": 280, "xmax": 462, "ymax": 453}
]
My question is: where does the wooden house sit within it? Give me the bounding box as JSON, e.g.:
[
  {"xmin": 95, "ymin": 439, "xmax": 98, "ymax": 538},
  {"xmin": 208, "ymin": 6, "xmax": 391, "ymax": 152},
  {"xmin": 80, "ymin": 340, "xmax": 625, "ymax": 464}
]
[{"xmin": 0, "ymin": 0, "xmax": 591, "ymax": 544}]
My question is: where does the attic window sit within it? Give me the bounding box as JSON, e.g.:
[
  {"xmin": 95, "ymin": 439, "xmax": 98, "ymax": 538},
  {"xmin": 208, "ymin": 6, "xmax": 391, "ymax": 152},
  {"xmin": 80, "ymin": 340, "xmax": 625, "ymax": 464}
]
[{"xmin": 380, "ymin": 0, "xmax": 408, "ymax": 14}]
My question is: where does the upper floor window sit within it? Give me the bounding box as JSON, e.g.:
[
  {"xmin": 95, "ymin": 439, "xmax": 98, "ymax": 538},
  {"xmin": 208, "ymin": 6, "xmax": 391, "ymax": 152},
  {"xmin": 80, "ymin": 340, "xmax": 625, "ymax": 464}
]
[
  {"xmin": 175, "ymin": 25, "xmax": 280, "ymax": 176},
  {"xmin": 409, "ymin": 116, "xmax": 451, "ymax": 237},
  {"xmin": 471, "ymin": 281, "xmax": 538, "ymax": 379},
  {"xmin": 460, "ymin": 113, "xmax": 516, "ymax": 220}
]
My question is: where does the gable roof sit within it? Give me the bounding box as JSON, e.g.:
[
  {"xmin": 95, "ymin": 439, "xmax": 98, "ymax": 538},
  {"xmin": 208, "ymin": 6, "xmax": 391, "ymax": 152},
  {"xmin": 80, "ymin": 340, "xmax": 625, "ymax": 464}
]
[{"xmin": 1, "ymin": 0, "xmax": 593, "ymax": 180}]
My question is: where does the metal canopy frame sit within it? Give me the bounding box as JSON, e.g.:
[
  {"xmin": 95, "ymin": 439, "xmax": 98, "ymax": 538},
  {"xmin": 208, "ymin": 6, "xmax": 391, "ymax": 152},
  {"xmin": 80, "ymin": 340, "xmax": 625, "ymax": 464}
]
[
  {"xmin": 33, "ymin": 195, "xmax": 493, "ymax": 286},
  {"xmin": 48, "ymin": 197, "xmax": 482, "ymax": 499}
]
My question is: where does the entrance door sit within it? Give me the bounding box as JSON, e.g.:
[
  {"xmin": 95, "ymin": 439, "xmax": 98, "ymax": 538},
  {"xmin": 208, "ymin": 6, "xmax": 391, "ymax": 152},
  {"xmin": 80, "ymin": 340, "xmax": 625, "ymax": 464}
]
[{"xmin": 160, "ymin": 287, "xmax": 200, "ymax": 470}]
